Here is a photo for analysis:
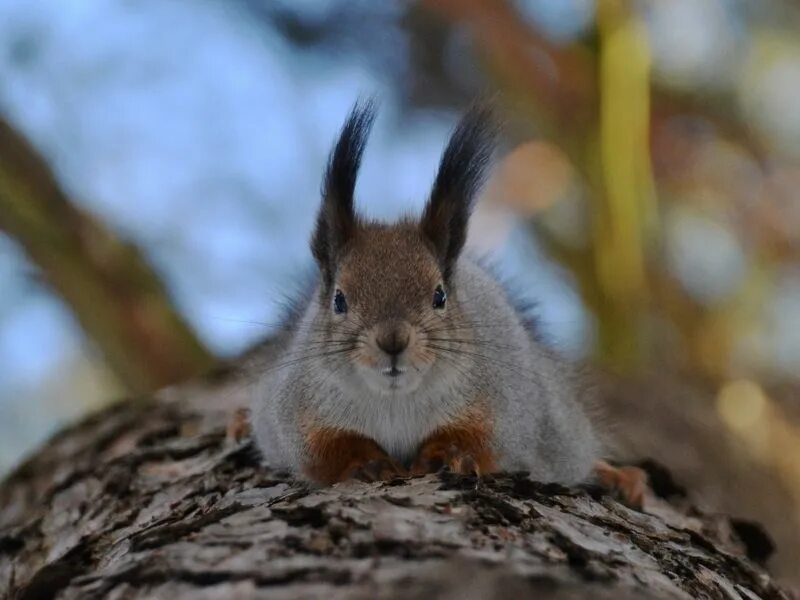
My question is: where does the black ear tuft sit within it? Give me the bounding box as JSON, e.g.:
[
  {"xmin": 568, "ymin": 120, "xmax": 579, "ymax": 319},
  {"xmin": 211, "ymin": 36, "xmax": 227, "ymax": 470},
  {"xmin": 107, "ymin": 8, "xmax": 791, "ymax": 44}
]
[
  {"xmin": 421, "ymin": 103, "xmax": 497, "ymax": 279},
  {"xmin": 312, "ymin": 99, "xmax": 377, "ymax": 286}
]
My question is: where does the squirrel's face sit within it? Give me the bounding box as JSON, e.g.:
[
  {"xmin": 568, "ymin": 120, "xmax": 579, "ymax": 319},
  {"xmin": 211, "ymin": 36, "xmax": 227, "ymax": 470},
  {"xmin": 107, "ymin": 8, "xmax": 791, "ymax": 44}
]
[
  {"xmin": 309, "ymin": 100, "xmax": 495, "ymax": 396},
  {"xmin": 323, "ymin": 225, "xmax": 453, "ymax": 395}
]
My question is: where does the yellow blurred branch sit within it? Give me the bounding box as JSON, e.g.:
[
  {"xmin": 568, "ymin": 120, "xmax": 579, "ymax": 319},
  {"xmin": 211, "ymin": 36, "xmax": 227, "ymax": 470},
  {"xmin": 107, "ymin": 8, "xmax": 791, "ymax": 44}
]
[
  {"xmin": 592, "ymin": 0, "xmax": 658, "ymax": 364},
  {"xmin": 717, "ymin": 380, "xmax": 800, "ymax": 526},
  {"xmin": 426, "ymin": 0, "xmax": 657, "ymax": 366},
  {"xmin": 0, "ymin": 117, "xmax": 216, "ymax": 395}
]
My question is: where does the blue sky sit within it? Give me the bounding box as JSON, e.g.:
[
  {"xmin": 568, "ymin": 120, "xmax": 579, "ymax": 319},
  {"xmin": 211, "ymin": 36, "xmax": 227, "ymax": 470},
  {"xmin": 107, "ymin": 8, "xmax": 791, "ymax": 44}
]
[{"xmin": 0, "ymin": 0, "xmax": 592, "ymax": 472}]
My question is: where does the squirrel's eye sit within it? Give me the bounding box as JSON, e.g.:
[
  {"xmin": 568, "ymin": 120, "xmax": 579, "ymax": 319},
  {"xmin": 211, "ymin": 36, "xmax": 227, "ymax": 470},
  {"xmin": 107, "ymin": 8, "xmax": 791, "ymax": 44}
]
[
  {"xmin": 333, "ymin": 289, "xmax": 348, "ymax": 314},
  {"xmin": 432, "ymin": 285, "xmax": 447, "ymax": 309}
]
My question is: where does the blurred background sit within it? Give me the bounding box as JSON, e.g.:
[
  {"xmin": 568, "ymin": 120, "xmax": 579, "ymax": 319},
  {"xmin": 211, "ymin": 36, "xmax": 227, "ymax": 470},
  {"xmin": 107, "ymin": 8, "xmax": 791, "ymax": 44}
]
[{"xmin": 1, "ymin": 0, "xmax": 800, "ymax": 584}]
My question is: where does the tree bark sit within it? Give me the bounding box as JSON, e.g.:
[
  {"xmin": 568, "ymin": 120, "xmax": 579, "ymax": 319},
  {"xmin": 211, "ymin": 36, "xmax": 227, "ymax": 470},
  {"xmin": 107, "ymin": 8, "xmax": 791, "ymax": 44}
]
[{"xmin": 0, "ymin": 390, "xmax": 790, "ymax": 599}]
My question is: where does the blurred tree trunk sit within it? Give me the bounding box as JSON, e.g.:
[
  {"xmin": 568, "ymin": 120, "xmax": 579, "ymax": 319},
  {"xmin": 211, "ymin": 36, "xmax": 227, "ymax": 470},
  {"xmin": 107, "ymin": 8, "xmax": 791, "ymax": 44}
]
[
  {"xmin": 0, "ymin": 388, "xmax": 788, "ymax": 599},
  {"xmin": 0, "ymin": 117, "xmax": 216, "ymax": 395}
]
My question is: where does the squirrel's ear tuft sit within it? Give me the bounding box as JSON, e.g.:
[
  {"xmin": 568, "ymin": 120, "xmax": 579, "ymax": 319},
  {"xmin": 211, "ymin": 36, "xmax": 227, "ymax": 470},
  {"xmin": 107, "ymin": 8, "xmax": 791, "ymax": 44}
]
[
  {"xmin": 421, "ymin": 102, "xmax": 497, "ymax": 279},
  {"xmin": 312, "ymin": 99, "xmax": 377, "ymax": 286}
]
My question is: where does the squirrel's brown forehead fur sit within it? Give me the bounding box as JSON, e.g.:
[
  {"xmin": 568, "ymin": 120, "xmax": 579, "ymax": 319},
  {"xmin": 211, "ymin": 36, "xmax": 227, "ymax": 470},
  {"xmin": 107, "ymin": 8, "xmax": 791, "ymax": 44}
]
[{"xmin": 336, "ymin": 223, "xmax": 442, "ymax": 322}]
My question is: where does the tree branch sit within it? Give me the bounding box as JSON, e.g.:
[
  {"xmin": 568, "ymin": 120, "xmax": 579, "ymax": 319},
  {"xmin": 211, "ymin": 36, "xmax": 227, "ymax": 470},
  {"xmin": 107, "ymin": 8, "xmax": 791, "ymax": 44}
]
[
  {"xmin": 0, "ymin": 394, "xmax": 789, "ymax": 598},
  {"xmin": 0, "ymin": 117, "xmax": 216, "ymax": 394}
]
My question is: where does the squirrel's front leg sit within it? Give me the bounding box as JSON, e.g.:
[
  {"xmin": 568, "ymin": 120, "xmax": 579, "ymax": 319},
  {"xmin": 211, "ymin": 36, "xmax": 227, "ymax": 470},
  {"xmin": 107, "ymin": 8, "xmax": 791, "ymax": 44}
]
[
  {"xmin": 411, "ymin": 409, "xmax": 496, "ymax": 476},
  {"xmin": 303, "ymin": 426, "xmax": 405, "ymax": 485}
]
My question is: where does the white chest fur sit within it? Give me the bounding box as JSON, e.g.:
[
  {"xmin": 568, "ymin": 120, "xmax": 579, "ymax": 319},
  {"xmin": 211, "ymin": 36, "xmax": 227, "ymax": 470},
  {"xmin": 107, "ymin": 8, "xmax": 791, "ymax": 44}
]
[{"xmin": 317, "ymin": 380, "xmax": 462, "ymax": 463}]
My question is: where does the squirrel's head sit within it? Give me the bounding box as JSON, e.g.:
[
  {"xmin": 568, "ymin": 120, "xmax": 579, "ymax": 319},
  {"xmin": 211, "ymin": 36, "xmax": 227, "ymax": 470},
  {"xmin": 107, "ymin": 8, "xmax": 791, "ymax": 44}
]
[{"xmin": 309, "ymin": 100, "xmax": 496, "ymax": 395}]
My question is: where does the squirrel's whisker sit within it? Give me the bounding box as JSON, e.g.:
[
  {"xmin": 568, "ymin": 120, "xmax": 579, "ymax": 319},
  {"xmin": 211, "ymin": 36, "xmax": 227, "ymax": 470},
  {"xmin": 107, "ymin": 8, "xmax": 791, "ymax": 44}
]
[{"xmin": 251, "ymin": 100, "xmax": 602, "ymax": 493}]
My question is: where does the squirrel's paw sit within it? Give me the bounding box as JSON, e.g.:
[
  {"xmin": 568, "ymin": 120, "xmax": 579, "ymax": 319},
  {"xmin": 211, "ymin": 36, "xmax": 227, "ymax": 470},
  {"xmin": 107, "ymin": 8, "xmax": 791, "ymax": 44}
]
[
  {"xmin": 412, "ymin": 443, "xmax": 480, "ymax": 477},
  {"xmin": 594, "ymin": 460, "xmax": 648, "ymax": 509},
  {"xmin": 342, "ymin": 456, "xmax": 406, "ymax": 483},
  {"xmin": 226, "ymin": 407, "xmax": 252, "ymax": 444}
]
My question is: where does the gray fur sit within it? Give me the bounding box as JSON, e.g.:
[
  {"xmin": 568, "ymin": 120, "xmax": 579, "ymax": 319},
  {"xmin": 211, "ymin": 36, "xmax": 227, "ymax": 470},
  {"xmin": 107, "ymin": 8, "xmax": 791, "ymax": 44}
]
[
  {"xmin": 252, "ymin": 102, "xmax": 598, "ymax": 484},
  {"xmin": 251, "ymin": 254, "xmax": 599, "ymax": 484}
]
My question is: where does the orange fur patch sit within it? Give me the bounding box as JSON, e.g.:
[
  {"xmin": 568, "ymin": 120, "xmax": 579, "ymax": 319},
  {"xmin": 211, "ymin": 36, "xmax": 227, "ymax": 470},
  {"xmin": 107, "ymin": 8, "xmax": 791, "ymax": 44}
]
[
  {"xmin": 303, "ymin": 426, "xmax": 402, "ymax": 485},
  {"xmin": 411, "ymin": 405, "xmax": 495, "ymax": 476},
  {"xmin": 594, "ymin": 460, "xmax": 648, "ymax": 509},
  {"xmin": 226, "ymin": 407, "xmax": 252, "ymax": 443}
]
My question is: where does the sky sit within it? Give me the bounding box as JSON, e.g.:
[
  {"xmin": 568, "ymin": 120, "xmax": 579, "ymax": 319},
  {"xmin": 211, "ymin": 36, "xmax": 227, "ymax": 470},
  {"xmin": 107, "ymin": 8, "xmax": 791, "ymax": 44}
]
[{"xmin": 0, "ymin": 0, "xmax": 593, "ymax": 473}]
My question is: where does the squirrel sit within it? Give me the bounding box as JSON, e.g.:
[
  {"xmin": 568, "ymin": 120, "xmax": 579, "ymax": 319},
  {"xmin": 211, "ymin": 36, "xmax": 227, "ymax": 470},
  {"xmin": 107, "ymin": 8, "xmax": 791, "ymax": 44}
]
[{"xmin": 251, "ymin": 100, "xmax": 645, "ymax": 506}]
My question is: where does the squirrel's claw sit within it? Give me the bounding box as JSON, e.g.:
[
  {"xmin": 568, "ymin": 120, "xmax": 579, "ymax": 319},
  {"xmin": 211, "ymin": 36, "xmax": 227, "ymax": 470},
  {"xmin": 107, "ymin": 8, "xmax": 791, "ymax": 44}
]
[
  {"xmin": 594, "ymin": 460, "xmax": 648, "ymax": 509},
  {"xmin": 448, "ymin": 449, "xmax": 479, "ymax": 476},
  {"xmin": 226, "ymin": 408, "xmax": 252, "ymax": 444},
  {"xmin": 345, "ymin": 457, "xmax": 406, "ymax": 483},
  {"xmin": 412, "ymin": 443, "xmax": 481, "ymax": 477}
]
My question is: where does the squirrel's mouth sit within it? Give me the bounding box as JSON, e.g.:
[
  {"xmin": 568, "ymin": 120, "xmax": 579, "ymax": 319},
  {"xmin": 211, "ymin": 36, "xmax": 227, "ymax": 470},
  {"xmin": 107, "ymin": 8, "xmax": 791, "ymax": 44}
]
[
  {"xmin": 381, "ymin": 366, "xmax": 406, "ymax": 378},
  {"xmin": 359, "ymin": 362, "xmax": 422, "ymax": 395}
]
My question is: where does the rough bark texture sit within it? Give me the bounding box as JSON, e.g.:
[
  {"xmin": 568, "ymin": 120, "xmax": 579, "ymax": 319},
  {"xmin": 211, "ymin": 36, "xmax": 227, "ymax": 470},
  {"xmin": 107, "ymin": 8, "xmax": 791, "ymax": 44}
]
[{"xmin": 0, "ymin": 394, "xmax": 791, "ymax": 600}]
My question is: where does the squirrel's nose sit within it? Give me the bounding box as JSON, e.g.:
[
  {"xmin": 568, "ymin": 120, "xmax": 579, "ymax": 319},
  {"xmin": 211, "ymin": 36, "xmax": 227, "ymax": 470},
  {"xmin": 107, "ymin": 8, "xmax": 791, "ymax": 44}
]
[{"xmin": 376, "ymin": 324, "xmax": 410, "ymax": 357}]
